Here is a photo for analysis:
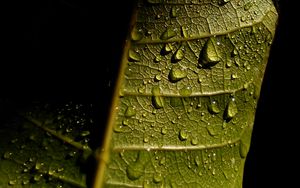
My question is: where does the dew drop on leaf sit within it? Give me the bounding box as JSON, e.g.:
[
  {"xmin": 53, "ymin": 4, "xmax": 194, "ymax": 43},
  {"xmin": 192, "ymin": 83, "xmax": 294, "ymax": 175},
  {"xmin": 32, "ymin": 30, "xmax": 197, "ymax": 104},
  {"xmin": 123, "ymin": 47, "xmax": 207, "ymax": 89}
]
[
  {"xmin": 161, "ymin": 127, "xmax": 167, "ymax": 135},
  {"xmin": 179, "ymin": 129, "xmax": 188, "ymax": 141},
  {"xmin": 199, "ymin": 37, "xmax": 220, "ymax": 68},
  {"xmin": 224, "ymin": 98, "xmax": 238, "ymax": 120},
  {"xmin": 219, "ymin": 0, "xmax": 230, "ymax": 6},
  {"xmin": 170, "ymin": 7, "xmax": 178, "ymax": 18},
  {"xmin": 239, "ymin": 140, "xmax": 249, "ymax": 158},
  {"xmin": 131, "ymin": 26, "xmax": 143, "ymax": 41},
  {"xmin": 153, "ymin": 173, "xmax": 163, "ymax": 183},
  {"xmin": 152, "ymin": 86, "xmax": 164, "ymax": 109},
  {"xmin": 125, "ymin": 106, "xmax": 136, "ymax": 117},
  {"xmin": 208, "ymin": 100, "xmax": 220, "ymax": 114},
  {"xmin": 244, "ymin": 2, "xmax": 253, "ymax": 11},
  {"xmin": 162, "ymin": 43, "xmax": 174, "ymax": 54},
  {"xmin": 126, "ymin": 151, "xmax": 148, "ymax": 180},
  {"xmin": 160, "ymin": 28, "xmax": 176, "ymax": 40},
  {"xmin": 154, "ymin": 55, "xmax": 161, "ymax": 63},
  {"xmin": 169, "ymin": 67, "xmax": 187, "ymax": 82},
  {"xmin": 179, "ymin": 86, "xmax": 192, "ymax": 96},
  {"xmin": 128, "ymin": 49, "xmax": 140, "ymax": 62},
  {"xmin": 3, "ymin": 151, "xmax": 12, "ymax": 159},
  {"xmin": 172, "ymin": 48, "xmax": 184, "ymax": 62},
  {"xmin": 8, "ymin": 180, "xmax": 17, "ymax": 185},
  {"xmin": 191, "ymin": 137, "xmax": 199, "ymax": 145},
  {"xmin": 154, "ymin": 74, "xmax": 162, "ymax": 82},
  {"xmin": 33, "ymin": 174, "xmax": 43, "ymax": 182}
]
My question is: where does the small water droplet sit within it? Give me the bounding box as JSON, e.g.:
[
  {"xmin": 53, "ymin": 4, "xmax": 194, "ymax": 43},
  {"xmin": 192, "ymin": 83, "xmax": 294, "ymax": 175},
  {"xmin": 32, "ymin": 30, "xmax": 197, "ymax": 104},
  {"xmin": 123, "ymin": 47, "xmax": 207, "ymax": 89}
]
[
  {"xmin": 231, "ymin": 73, "xmax": 238, "ymax": 80},
  {"xmin": 170, "ymin": 7, "xmax": 178, "ymax": 18},
  {"xmin": 154, "ymin": 74, "xmax": 162, "ymax": 82},
  {"xmin": 161, "ymin": 127, "xmax": 167, "ymax": 135},
  {"xmin": 153, "ymin": 173, "xmax": 163, "ymax": 183},
  {"xmin": 179, "ymin": 86, "xmax": 192, "ymax": 96},
  {"xmin": 231, "ymin": 49, "xmax": 238, "ymax": 57},
  {"xmin": 35, "ymin": 161, "xmax": 44, "ymax": 170},
  {"xmin": 154, "ymin": 56, "xmax": 162, "ymax": 63},
  {"xmin": 128, "ymin": 49, "xmax": 140, "ymax": 62},
  {"xmin": 80, "ymin": 130, "xmax": 90, "ymax": 137},
  {"xmin": 160, "ymin": 28, "xmax": 176, "ymax": 40},
  {"xmin": 244, "ymin": 2, "xmax": 253, "ymax": 11},
  {"xmin": 207, "ymin": 126, "xmax": 218, "ymax": 136},
  {"xmin": 22, "ymin": 179, "xmax": 30, "ymax": 185},
  {"xmin": 152, "ymin": 86, "xmax": 164, "ymax": 109},
  {"xmin": 199, "ymin": 37, "xmax": 220, "ymax": 68},
  {"xmin": 172, "ymin": 48, "xmax": 184, "ymax": 62},
  {"xmin": 131, "ymin": 26, "xmax": 143, "ymax": 41},
  {"xmin": 125, "ymin": 106, "xmax": 136, "ymax": 117},
  {"xmin": 208, "ymin": 100, "xmax": 220, "ymax": 114},
  {"xmin": 240, "ymin": 16, "xmax": 246, "ymax": 22},
  {"xmin": 218, "ymin": 0, "xmax": 230, "ymax": 5},
  {"xmin": 181, "ymin": 26, "xmax": 188, "ymax": 38},
  {"xmin": 191, "ymin": 138, "xmax": 199, "ymax": 145},
  {"xmin": 179, "ymin": 129, "xmax": 188, "ymax": 141},
  {"xmin": 159, "ymin": 157, "xmax": 166, "ymax": 165},
  {"xmin": 114, "ymin": 125, "xmax": 125, "ymax": 133},
  {"xmin": 3, "ymin": 151, "xmax": 12, "ymax": 159},
  {"xmin": 162, "ymin": 43, "xmax": 174, "ymax": 54},
  {"xmin": 224, "ymin": 98, "xmax": 238, "ymax": 121},
  {"xmin": 143, "ymin": 137, "xmax": 149, "ymax": 143},
  {"xmin": 239, "ymin": 140, "xmax": 249, "ymax": 158},
  {"xmin": 8, "ymin": 180, "xmax": 17, "ymax": 185},
  {"xmin": 33, "ymin": 174, "xmax": 43, "ymax": 182},
  {"xmin": 168, "ymin": 67, "xmax": 187, "ymax": 82}
]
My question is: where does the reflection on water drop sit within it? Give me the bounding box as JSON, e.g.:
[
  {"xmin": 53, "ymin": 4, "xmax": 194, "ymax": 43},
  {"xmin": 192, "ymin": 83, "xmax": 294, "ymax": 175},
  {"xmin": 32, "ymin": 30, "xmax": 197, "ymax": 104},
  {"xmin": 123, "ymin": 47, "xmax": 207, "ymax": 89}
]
[
  {"xmin": 162, "ymin": 43, "xmax": 174, "ymax": 54},
  {"xmin": 126, "ymin": 151, "xmax": 148, "ymax": 180}
]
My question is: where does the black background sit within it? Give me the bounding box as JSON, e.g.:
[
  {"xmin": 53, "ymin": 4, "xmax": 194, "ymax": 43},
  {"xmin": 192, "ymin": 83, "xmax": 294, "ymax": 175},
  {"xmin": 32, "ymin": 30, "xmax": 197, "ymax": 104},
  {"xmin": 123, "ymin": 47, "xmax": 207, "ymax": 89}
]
[{"xmin": 1, "ymin": 0, "xmax": 296, "ymax": 187}]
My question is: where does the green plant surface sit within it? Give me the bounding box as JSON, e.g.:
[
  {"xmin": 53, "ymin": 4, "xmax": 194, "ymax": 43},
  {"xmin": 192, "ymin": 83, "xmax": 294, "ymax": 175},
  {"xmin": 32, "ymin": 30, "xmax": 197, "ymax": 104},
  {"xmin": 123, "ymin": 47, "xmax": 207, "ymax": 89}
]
[{"xmin": 95, "ymin": 0, "xmax": 278, "ymax": 187}]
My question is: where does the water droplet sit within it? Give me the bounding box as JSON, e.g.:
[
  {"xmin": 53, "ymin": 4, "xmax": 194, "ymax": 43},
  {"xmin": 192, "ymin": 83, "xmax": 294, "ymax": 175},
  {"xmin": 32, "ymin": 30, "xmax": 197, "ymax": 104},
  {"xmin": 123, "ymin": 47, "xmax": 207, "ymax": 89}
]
[
  {"xmin": 172, "ymin": 48, "xmax": 184, "ymax": 62},
  {"xmin": 35, "ymin": 161, "xmax": 44, "ymax": 170},
  {"xmin": 114, "ymin": 125, "xmax": 125, "ymax": 133},
  {"xmin": 131, "ymin": 26, "xmax": 143, "ymax": 41},
  {"xmin": 208, "ymin": 100, "xmax": 220, "ymax": 114},
  {"xmin": 154, "ymin": 74, "xmax": 162, "ymax": 82},
  {"xmin": 80, "ymin": 130, "xmax": 90, "ymax": 137},
  {"xmin": 161, "ymin": 127, "xmax": 167, "ymax": 135},
  {"xmin": 239, "ymin": 140, "xmax": 249, "ymax": 158},
  {"xmin": 154, "ymin": 56, "xmax": 162, "ymax": 63},
  {"xmin": 179, "ymin": 129, "xmax": 188, "ymax": 141},
  {"xmin": 231, "ymin": 73, "xmax": 238, "ymax": 80},
  {"xmin": 181, "ymin": 26, "xmax": 188, "ymax": 38},
  {"xmin": 231, "ymin": 48, "xmax": 238, "ymax": 57},
  {"xmin": 153, "ymin": 173, "xmax": 163, "ymax": 183},
  {"xmin": 219, "ymin": 0, "xmax": 230, "ymax": 5},
  {"xmin": 168, "ymin": 67, "xmax": 187, "ymax": 82},
  {"xmin": 199, "ymin": 37, "xmax": 220, "ymax": 68},
  {"xmin": 159, "ymin": 156, "xmax": 166, "ymax": 166},
  {"xmin": 179, "ymin": 86, "xmax": 192, "ymax": 96},
  {"xmin": 162, "ymin": 43, "xmax": 174, "ymax": 54},
  {"xmin": 125, "ymin": 106, "xmax": 136, "ymax": 117},
  {"xmin": 3, "ymin": 151, "xmax": 12, "ymax": 159},
  {"xmin": 143, "ymin": 137, "xmax": 149, "ymax": 143},
  {"xmin": 160, "ymin": 28, "xmax": 176, "ymax": 40},
  {"xmin": 128, "ymin": 49, "xmax": 140, "ymax": 62},
  {"xmin": 170, "ymin": 7, "xmax": 178, "ymax": 18},
  {"xmin": 126, "ymin": 151, "xmax": 148, "ymax": 180},
  {"xmin": 207, "ymin": 126, "xmax": 218, "ymax": 136},
  {"xmin": 224, "ymin": 98, "xmax": 238, "ymax": 120},
  {"xmin": 152, "ymin": 86, "xmax": 164, "ymax": 109},
  {"xmin": 22, "ymin": 179, "xmax": 30, "ymax": 185},
  {"xmin": 34, "ymin": 174, "xmax": 43, "ymax": 182},
  {"xmin": 240, "ymin": 16, "xmax": 246, "ymax": 22},
  {"xmin": 8, "ymin": 180, "xmax": 17, "ymax": 185},
  {"xmin": 191, "ymin": 137, "xmax": 199, "ymax": 145},
  {"xmin": 244, "ymin": 2, "xmax": 253, "ymax": 11},
  {"xmin": 194, "ymin": 155, "xmax": 201, "ymax": 166},
  {"xmin": 170, "ymin": 98, "xmax": 183, "ymax": 107}
]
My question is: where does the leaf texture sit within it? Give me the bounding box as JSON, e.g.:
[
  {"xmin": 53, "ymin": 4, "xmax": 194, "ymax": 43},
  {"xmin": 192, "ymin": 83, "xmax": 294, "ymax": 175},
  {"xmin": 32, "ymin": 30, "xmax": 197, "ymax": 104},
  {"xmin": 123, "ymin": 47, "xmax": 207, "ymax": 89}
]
[{"xmin": 96, "ymin": 0, "xmax": 278, "ymax": 187}]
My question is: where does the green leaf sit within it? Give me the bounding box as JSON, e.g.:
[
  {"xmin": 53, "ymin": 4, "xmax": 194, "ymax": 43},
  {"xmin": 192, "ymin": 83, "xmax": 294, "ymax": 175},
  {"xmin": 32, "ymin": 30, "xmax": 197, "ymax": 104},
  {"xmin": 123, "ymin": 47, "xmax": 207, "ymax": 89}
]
[
  {"xmin": 0, "ymin": 102, "xmax": 94, "ymax": 187},
  {"xmin": 95, "ymin": 0, "xmax": 278, "ymax": 187}
]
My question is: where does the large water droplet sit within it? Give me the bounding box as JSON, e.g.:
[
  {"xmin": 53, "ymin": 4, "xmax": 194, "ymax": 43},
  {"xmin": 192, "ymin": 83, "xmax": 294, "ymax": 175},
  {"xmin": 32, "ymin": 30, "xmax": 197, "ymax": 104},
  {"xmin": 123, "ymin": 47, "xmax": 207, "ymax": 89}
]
[
  {"xmin": 208, "ymin": 100, "xmax": 220, "ymax": 114},
  {"xmin": 169, "ymin": 67, "xmax": 187, "ymax": 82},
  {"xmin": 224, "ymin": 98, "xmax": 238, "ymax": 120},
  {"xmin": 179, "ymin": 86, "xmax": 192, "ymax": 96},
  {"xmin": 126, "ymin": 151, "xmax": 148, "ymax": 180},
  {"xmin": 199, "ymin": 37, "xmax": 220, "ymax": 68},
  {"xmin": 125, "ymin": 106, "xmax": 136, "ymax": 117},
  {"xmin": 160, "ymin": 28, "xmax": 176, "ymax": 40},
  {"xmin": 179, "ymin": 129, "xmax": 188, "ymax": 141},
  {"xmin": 128, "ymin": 49, "xmax": 140, "ymax": 62}
]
